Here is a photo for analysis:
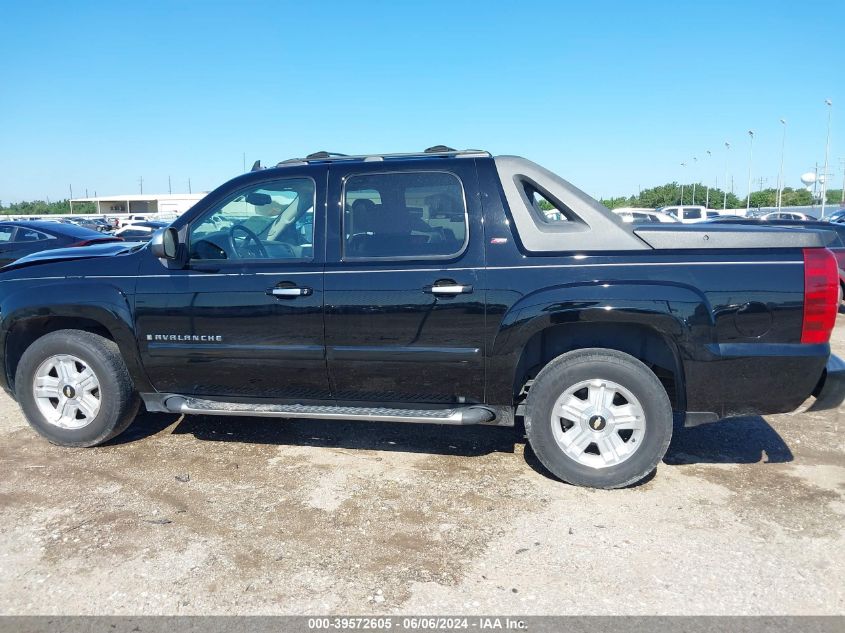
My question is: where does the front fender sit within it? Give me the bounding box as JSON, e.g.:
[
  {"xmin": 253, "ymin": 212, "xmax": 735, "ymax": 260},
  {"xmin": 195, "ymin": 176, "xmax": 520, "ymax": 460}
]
[
  {"xmin": 0, "ymin": 280, "xmax": 152, "ymax": 394},
  {"xmin": 486, "ymin": 280, "xmax": 714, "ymax": 404}
]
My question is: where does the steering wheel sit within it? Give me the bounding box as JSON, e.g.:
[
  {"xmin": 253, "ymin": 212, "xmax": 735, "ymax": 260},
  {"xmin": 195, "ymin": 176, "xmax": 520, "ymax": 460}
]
[{"xmin": 228, "ymin": 224, "xmax": 268, "ymax": 259}]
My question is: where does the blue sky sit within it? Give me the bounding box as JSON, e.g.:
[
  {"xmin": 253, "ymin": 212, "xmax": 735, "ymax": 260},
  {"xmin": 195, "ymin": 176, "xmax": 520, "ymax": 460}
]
[{"xmin": 1, "ymin": 0, "xmax": 843, "ymax": 203}]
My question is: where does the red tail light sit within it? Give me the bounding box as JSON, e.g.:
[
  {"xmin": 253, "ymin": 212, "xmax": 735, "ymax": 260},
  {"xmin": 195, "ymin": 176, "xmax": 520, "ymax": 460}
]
[{"xmin": 801, "ymin": 248, "xmax": 839, "ymax": 344}]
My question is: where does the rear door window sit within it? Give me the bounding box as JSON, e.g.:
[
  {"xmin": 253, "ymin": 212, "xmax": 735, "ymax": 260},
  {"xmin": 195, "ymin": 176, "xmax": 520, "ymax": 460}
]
[
  {"xmin": 0, "ymin": 227, "xmax": 14, "ymax": 242},
  {"xmin": 343, "ymin": 171, "xmax": 467, "ymax": 259}
]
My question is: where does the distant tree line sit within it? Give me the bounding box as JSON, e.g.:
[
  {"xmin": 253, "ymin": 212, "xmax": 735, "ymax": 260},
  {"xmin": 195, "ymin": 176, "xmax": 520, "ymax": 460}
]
[
  {"xmin": 600, "ymin": 183, "xmax": 844, "ymax": 210},
  {"xmin": 0, "ymin": 199, "xmax": 97, "ymax": 215}
]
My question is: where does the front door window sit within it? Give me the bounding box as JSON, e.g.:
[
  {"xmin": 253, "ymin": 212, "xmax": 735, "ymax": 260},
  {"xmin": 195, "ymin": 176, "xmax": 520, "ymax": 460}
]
[{"xmin": 189, "ymin": 178, "xmax": 315, "ymax": 261}]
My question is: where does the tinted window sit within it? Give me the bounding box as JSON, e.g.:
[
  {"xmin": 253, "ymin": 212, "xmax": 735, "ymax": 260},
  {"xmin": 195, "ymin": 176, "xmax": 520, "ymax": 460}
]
[
  {"xmin": 189, "ymin": 178, "xmax": 315, "ymax": 260},
  {"xmin": 15, "ymin": 228, "xmax": 50, "ymax": 242},
  {"xmin": 121, "ymin": 230, "xmax": 152, "ymax": 239},
  {"xmin": 344, "ymin": 171, "xmax": 467, "ymax": 259}
]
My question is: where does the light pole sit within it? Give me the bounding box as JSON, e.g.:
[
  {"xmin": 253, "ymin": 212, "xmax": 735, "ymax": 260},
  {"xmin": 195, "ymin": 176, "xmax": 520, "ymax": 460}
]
[
  {"xmin": 777, "ymin": 119, "xmax": 786, "ymax": 212},
  {"xmin": 680, "ymin": 162, "xmax": 686, "ymax": 204},
  {"xmin": 705, "ymin": 150, "xmax": 712, "ymax": 208},
  {"xmin": 692, "ymin": 156, "xmax": 698, "ymax": 204},
  {"xmin": 746, "ymin": 130, "xmax": 754, "ymax": 212},
  {"xmin": 723, "ymin": 142, "xmax": 730, "ymax": 210},
  {"xmin": 821, "ymin": 99, "xmax": 833, "ymax": 218}
]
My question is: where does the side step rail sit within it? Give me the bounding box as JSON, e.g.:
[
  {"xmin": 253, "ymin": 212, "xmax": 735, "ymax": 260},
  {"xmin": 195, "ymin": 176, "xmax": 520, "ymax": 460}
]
[{"xmin": 163, "ymin": 396, "xmax": 496, "ymax": 426}]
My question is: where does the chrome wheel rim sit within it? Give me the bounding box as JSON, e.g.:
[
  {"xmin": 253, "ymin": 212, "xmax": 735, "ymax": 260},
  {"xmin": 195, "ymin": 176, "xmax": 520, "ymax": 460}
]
[
  {"xmin": 550, "ymin": 378, "xmax": 646, "ymax": 469},
  {"xmin": 33, "ymin": 354, "xmax": 101, "ymax": 429}
]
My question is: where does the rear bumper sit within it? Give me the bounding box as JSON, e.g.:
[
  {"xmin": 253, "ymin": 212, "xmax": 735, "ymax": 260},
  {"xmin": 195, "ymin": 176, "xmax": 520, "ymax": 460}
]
[
  {"xmin": 808, "ymin": 354, "xmax": 845, "ymax": 411},
  {"xmin": 683, "ymin": 343, "xmax": 830, "ymax": 422}
]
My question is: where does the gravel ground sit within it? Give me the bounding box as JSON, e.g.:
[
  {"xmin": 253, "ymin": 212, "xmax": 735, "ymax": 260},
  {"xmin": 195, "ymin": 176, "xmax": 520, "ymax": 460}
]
[{"xmin": 1, "ymin": 319, "xmax": 843, "ymax": 616}]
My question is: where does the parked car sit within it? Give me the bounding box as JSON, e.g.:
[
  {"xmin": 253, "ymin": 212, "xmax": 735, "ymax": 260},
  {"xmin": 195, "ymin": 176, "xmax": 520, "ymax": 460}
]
[
  {"xmin": 40, "ymin": 217, "xmax": 76, "ymax": 224},
  {"xmin": 825, "ymin": 209, "xmax": 845, "ymax": 223},
  {"xmin": 0, "ymin": 221, "xmax": 122, "ymax": 267},
  {"xmin": 759, "ymin": 211, "xmax": 818, "ymax": 221},
  {"xmin": 113, "ymin": 221, "xmax": 168, "ymax": 241},
  {"xmin": 656, "ymin": 205, "xmax": 721, "ymax": 223},
  {"xmin": 66, "ymin": 216, "xmax": 104, "ymax": 232},
  {"xmin": 1, "ymin": 148, "xmax": 843, "ymax": 490},
  {"xmin": 119, "ymin": 214, "xmax": 150, "ymax": 228},
  {"xmin": 108, "ymin": 214, "xmax": 149, "ymax": 229},
  {"xmin": 612, "ymin": 208, "xmax": 678, "ymax": 224},
  {"xmin": 94, "ymin": 218, "xmax": 115, "ymax": 232}
]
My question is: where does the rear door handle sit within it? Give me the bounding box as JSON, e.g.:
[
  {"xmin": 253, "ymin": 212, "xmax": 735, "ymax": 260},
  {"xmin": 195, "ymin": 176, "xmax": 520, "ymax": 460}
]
[
  {"xmin": 268, "ymin": 285, "xmax": 312, "ymax": 298},
  {"xmin": 431, "ymin": 285, "xmax": 472, "ymax": 295}
]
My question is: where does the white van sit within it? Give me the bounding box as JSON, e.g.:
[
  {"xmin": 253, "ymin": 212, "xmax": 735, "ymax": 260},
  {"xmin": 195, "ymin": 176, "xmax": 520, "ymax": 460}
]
[{"xmin": 657, "ymin": 206, "xmax": 721, "ymax": 223}]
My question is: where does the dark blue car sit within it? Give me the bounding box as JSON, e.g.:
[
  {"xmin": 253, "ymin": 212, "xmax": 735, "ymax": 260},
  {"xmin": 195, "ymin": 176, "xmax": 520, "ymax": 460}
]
[
  {"xmin": 0, "ymin": 220, "xmax": 121, "ymax": 267},
  {"xmin": 825, "ymin": 208, "xmax": 845, "ymax": 223}
]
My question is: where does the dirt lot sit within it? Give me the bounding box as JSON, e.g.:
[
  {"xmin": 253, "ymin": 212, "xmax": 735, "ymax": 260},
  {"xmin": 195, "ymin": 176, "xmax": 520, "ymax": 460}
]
[{"xmin": 1, "ymin": 321, "xmax": 844, "ymax": 616}]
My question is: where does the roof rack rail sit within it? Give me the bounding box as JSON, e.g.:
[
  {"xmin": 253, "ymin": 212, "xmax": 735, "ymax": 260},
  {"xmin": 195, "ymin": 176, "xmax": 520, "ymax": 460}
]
[
  {"xmin": 275, "ymin": 147, "xmax": 489, "ymax": 168},
  {"xmin": 306, "ymin": 151, "xmax": 348, "ymax": 160}
]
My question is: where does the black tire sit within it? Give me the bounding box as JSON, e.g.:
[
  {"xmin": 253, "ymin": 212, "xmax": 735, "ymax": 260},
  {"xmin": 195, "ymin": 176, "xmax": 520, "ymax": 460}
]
[
  {"xmin": 15, "ymin": 330, "xmax": 140, "ymax": 447},
  {"xmin": 524, "ymin": 348, "xmax": 673, "ymax": 489}
]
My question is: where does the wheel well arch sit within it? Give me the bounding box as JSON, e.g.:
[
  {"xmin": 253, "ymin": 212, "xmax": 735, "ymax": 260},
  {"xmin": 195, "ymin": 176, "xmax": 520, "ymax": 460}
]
[
  {"xmin": 513, "ymin": 322, "xmax": 685, "ymax": 410},
  {"xmin": 5, "ymin": 317, "xmax": 114, "ymax": 393}
]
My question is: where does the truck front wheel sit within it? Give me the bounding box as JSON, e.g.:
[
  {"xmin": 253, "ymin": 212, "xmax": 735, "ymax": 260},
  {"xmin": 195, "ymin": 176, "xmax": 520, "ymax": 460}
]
[
  {"xmin": 15, "ymin": 330, "xmax": 140, "ymax": 447},
  {"xmin": 524, "ymin": 348, "xmax": 673, "ymax": 489}
]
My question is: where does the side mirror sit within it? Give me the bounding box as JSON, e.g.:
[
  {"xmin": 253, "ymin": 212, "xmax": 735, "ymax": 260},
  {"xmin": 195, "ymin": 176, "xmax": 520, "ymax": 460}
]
[{"xmin": 150, "ymin": 227, "xmax": 179, "ymax": 260}]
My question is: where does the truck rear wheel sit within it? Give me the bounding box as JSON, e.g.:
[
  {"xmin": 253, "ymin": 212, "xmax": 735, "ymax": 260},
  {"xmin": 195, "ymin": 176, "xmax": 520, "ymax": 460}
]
[
  {"xmin": 15, "ymin": 330, "xmax": 140, "ymax": 447},
  {"xmin": 524, "ymin": 348, "xmax": 673, "ymax": 489}
]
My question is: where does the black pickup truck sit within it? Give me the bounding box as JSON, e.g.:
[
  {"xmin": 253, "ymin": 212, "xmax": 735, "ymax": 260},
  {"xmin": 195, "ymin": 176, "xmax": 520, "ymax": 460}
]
[{"xmin": 1, "ymin": 148, "xmax": 843, "ymax": 488}]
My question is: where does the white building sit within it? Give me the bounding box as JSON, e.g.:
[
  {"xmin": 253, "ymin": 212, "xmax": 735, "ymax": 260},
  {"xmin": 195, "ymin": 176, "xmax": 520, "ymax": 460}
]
[{"xmin": 70, "ymin": 193, "xmax": 206, "ymax": 217}]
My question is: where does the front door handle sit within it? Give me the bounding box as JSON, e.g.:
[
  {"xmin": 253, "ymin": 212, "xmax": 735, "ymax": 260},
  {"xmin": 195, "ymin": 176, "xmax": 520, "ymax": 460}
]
[
  {"xmin": 268, "ymin": 286, "xmax": 312, "ymax": 298},
  {"xmin": 425, "ymin": 280, "xmax": 473, "ymax": 296}
]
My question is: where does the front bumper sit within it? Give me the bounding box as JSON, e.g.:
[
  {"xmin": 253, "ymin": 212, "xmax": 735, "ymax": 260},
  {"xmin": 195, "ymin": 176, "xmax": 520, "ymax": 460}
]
[{"xmin": 809, "ymin": 354, "xmax": 845, "ymax": 411}]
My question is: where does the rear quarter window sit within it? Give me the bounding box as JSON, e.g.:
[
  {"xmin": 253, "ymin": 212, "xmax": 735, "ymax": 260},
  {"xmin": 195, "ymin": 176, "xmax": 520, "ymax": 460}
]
[
  {"xmin": 15, "ymin": 228, "xmax": 51, "ymax": 242},
  {"xmin": 527, "ymin": 188, "xmax": 571, "ymax": 224}
]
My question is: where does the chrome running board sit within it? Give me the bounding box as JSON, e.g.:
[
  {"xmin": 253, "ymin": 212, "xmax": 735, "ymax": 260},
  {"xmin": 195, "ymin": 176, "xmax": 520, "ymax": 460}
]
[{"xmin": 163, "ymin": 396, "xmax": 496, "ymax": 426}]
